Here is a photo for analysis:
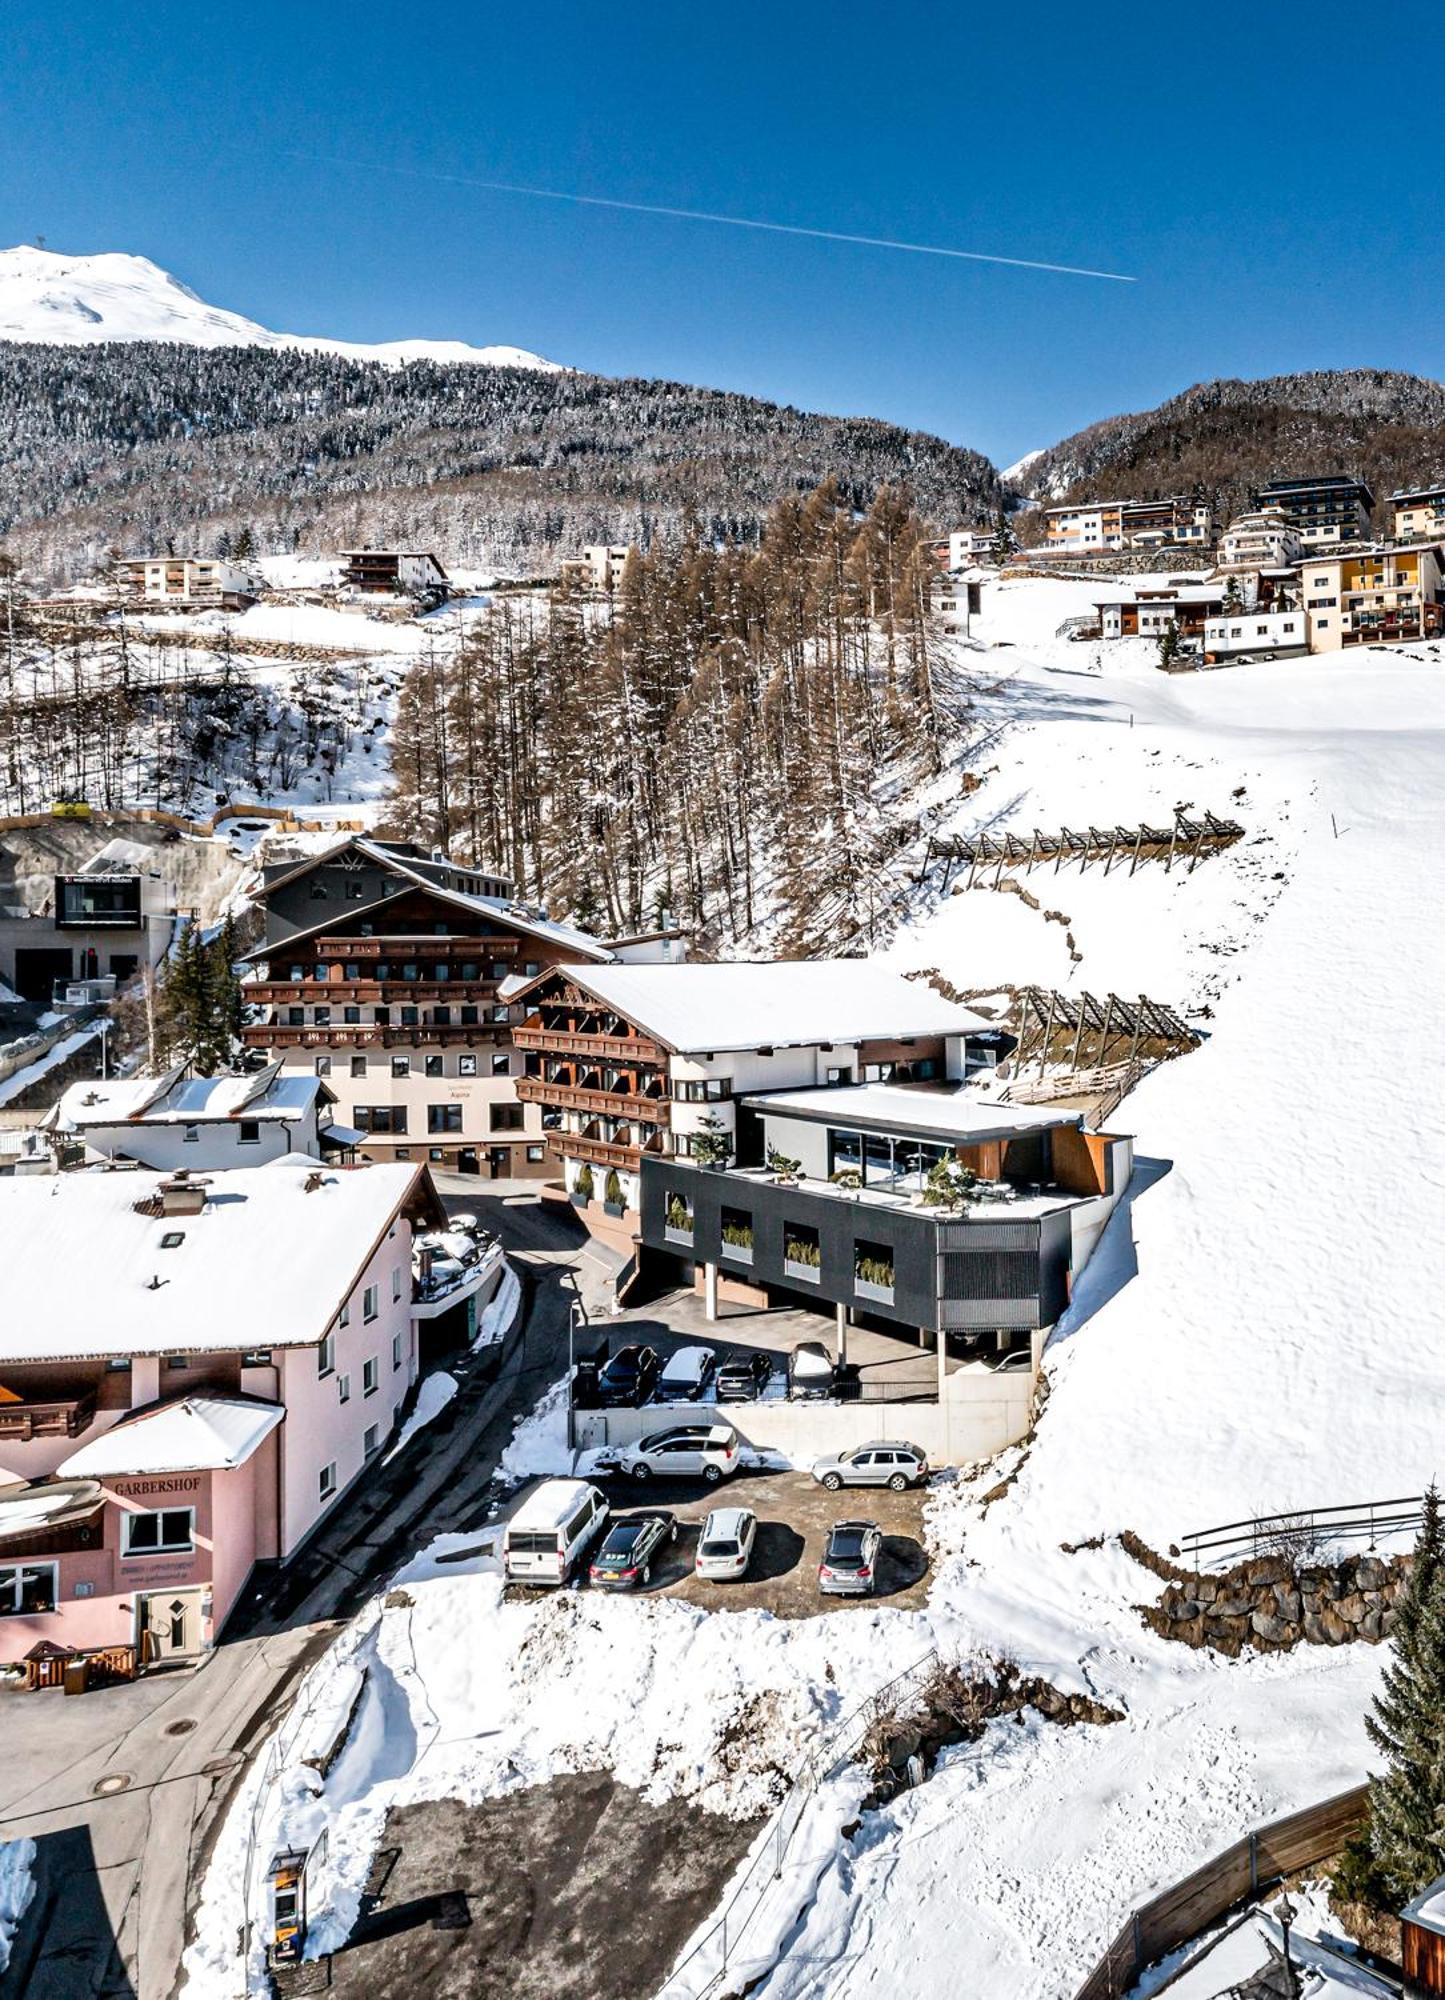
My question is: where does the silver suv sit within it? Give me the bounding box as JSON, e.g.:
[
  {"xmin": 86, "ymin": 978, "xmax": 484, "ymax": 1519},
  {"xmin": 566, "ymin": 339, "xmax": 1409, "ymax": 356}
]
[{"xmin": 811, "ymin": 1442, "xmax": 929, "ymax": 1493}]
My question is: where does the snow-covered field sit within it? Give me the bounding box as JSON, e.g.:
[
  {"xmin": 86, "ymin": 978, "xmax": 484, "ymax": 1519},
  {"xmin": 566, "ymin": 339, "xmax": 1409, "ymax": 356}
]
[
  {"xmin": 0, "ymin": 1838, "xmax": 35, "ymax": 1975},
  {"xmin": 182, "ymin": 579, "xmax": 1445, "ymax": 1998}
]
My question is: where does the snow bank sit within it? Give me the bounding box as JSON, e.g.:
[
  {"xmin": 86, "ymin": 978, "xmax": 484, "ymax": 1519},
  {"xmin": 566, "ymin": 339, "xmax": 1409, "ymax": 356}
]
[
  {"xmin": 0, "ymin": 1838, "xmax": 36, "ymax": 1974},
  {"xmin": 381, "ymin": 1371, "xmax": 457, "ymax": 1463}
]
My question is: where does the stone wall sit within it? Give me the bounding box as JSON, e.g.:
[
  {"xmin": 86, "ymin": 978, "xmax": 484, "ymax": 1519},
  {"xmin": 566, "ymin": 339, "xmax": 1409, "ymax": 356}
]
[{"xmin": 1122, "ymin": 1532, "xmax": 1409, "ymax": 1656}]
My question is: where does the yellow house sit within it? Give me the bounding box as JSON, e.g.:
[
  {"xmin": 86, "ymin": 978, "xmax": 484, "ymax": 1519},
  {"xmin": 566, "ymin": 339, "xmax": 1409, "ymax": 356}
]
[{"xmin": 1301, "ymin": 545, "xmax": 1445, "ymax": 652}]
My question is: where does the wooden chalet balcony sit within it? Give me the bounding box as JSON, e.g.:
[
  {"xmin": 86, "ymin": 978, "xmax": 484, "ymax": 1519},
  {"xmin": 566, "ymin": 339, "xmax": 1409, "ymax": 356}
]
[
  {"xmin": 0, "ymin": 1389, "xmax": 97, "ymax": 1442},
  {"xmin": 313, "ymin": 935, "xmax": 519, "ymax": 959},
  {"xmin": 514, "ymin": 1077, "xmax": 670, "ymax": 1125},
  {"xmin": 245, "ymin": 1024, "xmax": 503, "ymax": 1050},
  {"xmin": 512, "ymin": 1025, "xmax": 666, "ymax": 1065},
  {"xmin": 247, "ymin": 980, "xmax": 504, "ymax": 1007},
  {"xmin": 560, "ymin": 1133, "xmax": 644, "ymax": 1173}
]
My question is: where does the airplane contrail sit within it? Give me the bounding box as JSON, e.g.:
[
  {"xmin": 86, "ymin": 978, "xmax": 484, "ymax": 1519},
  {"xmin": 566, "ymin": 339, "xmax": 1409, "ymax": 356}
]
[{"xmin": 289, "ymin": 152, "xmax": 1137, "ymax": 283}]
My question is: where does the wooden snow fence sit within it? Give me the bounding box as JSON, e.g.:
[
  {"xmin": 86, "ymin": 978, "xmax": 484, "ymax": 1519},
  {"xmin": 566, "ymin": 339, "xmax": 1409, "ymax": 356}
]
[
  {"xmin": 1008, "ymin": 988, "xmax": 1201, "ymax": 1072},
  {"xmin": 919, "ymin": 809, "xmax": 1244, "ymax": 890},
  {"xmin": 1072, "ymin": 1784, "xmax": 1370, "ymax": 2000},
  {"xmin": 0, "ymin": 803, "xmax": 366, "ymax": 838}
]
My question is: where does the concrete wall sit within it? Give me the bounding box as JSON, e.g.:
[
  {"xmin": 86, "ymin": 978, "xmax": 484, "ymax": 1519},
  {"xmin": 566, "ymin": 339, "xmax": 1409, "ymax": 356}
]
[{"xmin": 574, "ymin": 1360, "xmax": 1036, "ymax": 1468}]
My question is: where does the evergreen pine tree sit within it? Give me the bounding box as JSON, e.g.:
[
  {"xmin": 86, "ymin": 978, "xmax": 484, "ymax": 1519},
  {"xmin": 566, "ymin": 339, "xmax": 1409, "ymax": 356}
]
[
  {"xmin": 989, "ymin": 505, "xmax": 1015, "ymax": 566},
  {"xmin": 1363, "ymin": 1487, "xmax": 1445, "ymax": 1898}
]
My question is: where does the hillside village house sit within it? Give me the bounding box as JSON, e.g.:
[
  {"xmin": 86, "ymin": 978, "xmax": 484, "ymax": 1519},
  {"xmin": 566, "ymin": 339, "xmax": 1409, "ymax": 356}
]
[
  {"xmin": 241, "ymin": 837, "xmax": 683, "ymax": 1177},
  {"xmin": 929, "ymin": 571, "xmax": 982, "ymax": 633},
  {"xmin": 509, "ymin": 959, "xmax": 1015, "ymax": 1243},
  {"xmin": 1044, "ymin": 495, "xmax": 1213, "ymax": 555},
  {"xmin": 339, "ymin": 550, "xmax": 449, "ymax": 602},
  {"xmin": 929, "ymin": 529, "xmax": 997, "ymax": 568},
  {"xmin": 557, "ymin": 544, "xmax": 633, "ymax": 592},
  {"xmin": 1391, "ymin": 483, "xmax": 1445, "ymax": 545},
  {"xmin": 1254, "ymin": 475, "xmax": 1373, "ymax": 548},
  {"xmin": 1202, "ymin": 607, "xmax": 1310, "ymax": 664},
  {"xmin": 0, "ymin": 1156, "xmax": 446, "ymax": 1674},
  {"xmin": 1216, "ymin": 507, "xmax": 1302, "ymax": 571},
  {"xmin": 0, "ymin": 844, "xmax": 175, "ymax": 1004},
  {"xmin": 46, "ymin": 1062, "xmax": 346, "ymax": 1170},
  {"xmin": 1299, "ymin": 544, "xmax": 1445, "ymax": 650},
  {"xmin": 114, "ymin": 556, "xmax": 257, "ymax": 611},
  {"xmin": 1092, "ymin": 585, "xmax": 1227, "ymax": 641}
]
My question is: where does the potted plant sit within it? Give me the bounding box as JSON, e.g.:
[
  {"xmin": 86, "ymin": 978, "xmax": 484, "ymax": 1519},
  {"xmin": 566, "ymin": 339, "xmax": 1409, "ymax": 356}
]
[
  {"xmin": 603, "ymin": 1168, "xmax": 626, "ymax": 1218},
  {"xmin": 854, "ymin": 1249, "xmax": 895, "ymax": 1303},
  {"xmin": 767, "ymin": 1145, "xmax": 802, "ymax": 1187},
  {"xmin": 572, "ymin": 1162, "xmax": 594, "ymax": 1208},
  {"xmin": 690, "ymin": 1111, "xmax": 734, "ymax": 1170},
  {"xmin": 664, "ymin": 1191, "xmax": 694, "ymax": 1241},
  {"xmin": 783, "ymin": 1231, "xmax": 822, "ymax": 1281},
  {"xmin": 829, "ymin": 1167, "xmax": 863, "ymax": 1196},
  {"xmin": 720, "ymin": 1213, "xmax": 753, "ymax": 1263}
]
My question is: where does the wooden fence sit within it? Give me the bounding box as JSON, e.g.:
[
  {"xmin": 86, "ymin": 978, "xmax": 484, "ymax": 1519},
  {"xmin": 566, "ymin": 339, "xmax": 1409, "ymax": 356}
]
[
  {"xmin": 0, "ymin": 802, "xmax": 365, "ymax": 839},
  {"xmin": 1072, "ymin": 1783, "xmax": 1369, "ymax": 1999},
  {"xmin": 919, "ymin": 810, "xmax": 1244, "ymax": 890}
]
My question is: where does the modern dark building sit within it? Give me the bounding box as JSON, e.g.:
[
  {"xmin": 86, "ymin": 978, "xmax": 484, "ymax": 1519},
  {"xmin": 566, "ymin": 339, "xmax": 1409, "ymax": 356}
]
[
  {"xmin": 639, "ymin": 1083, "xmax": 1132, "ymax": 1361},
  {"xmin": 1253, "ymin": 476, "xmax": 1374, "ymax": 548}
]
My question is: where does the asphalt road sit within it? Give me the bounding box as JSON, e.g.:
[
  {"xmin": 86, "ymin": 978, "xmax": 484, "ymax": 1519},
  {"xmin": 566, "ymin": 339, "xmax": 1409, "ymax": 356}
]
[{"xmin": 0, "ymin": 1186, "xmax": 592, "ymax": 2000}]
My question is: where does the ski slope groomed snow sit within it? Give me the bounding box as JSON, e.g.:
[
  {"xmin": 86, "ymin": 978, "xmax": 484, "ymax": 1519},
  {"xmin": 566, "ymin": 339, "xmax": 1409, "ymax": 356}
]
[{"xmin": 182, "ymin": 582, "xmax": 1445, "ymax": 2000}]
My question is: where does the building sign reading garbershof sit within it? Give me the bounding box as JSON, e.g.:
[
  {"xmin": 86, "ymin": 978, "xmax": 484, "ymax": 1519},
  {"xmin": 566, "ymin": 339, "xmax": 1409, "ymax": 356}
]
[{"xmin": 111, "ymin": 1476, "xmax": 202, "ymax": 1500}]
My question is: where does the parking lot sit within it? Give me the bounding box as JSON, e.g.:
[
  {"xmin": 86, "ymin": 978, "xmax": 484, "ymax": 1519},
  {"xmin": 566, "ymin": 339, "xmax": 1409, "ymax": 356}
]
[{"xmin": 507, "ymin": 1468, "xmax": 932, "ymax": 1619}]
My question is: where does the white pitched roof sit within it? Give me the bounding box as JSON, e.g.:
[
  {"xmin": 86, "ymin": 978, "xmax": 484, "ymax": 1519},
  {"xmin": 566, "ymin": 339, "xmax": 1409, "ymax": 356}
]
[
  {"xmin": 548, "ymin": 961, "xmax": 992, "ymax": 1054},
  {"xmin": 59, "ymin": 1395, "xmax": 284, "ymax": 1476},
  {"xmin": 743, "ymin": 1082, "xmax": 1080, "ymax": 1141},
  {"xmin": 0, "ymin": 1156, "xmax": 420, "ymax": 1363},
  {"xmin": 52, "ymin": 1063, "xmax": 324, "ymax": 1131}
]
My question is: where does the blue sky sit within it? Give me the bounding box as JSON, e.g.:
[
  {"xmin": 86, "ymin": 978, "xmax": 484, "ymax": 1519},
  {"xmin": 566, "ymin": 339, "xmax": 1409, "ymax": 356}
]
[{"xmin": 2, "ymin": 1, "xmax": 1441, "ymax": 467}]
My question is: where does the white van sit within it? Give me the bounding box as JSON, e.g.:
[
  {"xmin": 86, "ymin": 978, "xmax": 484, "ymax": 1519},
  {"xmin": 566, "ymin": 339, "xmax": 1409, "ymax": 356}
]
[{"xmin": 503, "ymin": 1478, "xmax": 610, "ymax": 1586}]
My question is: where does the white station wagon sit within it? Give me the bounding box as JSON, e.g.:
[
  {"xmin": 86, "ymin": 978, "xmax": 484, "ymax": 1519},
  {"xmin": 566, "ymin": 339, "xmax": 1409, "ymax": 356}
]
[
  {"xmin": 695, "ymin": 1506, "xmax": 758, "ymax": 1581},
  {"xmin": 614, "ymin": 1424, "xmax": 742, "ymax": 1485}
]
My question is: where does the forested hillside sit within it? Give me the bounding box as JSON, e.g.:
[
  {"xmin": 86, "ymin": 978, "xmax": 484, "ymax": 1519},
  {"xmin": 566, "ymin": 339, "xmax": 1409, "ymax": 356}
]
[
  {"xmin": 382, "ymin": 480, "xmax": 973, "ymax": 957},
  {"xmin": 0, "ymin": 341, "xmax": 1001, "ymax": 581},
  {"xmin": 1012, "ymin": 369, "xmax": 1445, "ymax": 526}
]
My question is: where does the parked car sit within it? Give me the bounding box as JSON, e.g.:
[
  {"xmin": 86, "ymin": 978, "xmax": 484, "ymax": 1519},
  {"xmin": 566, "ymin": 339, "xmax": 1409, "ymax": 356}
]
[
  {"xmin": 588, "ymin": 1511, "xmax": 678, "ymax": 1590},
  {"xmin": 788, "ymin": 1341, "xmax": 835, "ymax": 1401},
  {"xmin": 613, "ymin": 1424, "xmax": 742, "ymax": 1485},
  {"xmin": 656, "ymin": 1345, "xmax": 717, "ymax": 1401},
  {"xmin": 503, "ymin": 1479, "xmax": 610, "ymax": 1586},
  {"xmin": 715, "ymin": 1351, "xmax": 772, "ymax": 1402},
  {"xmin": 811, "ymin": 1442, "xmax": 930, "ymax": 1493},
  {"xmin": 818, "ymin": 1520, "xmax": 882, "ymax": 1597},
  {"xmin": 596, "ymin": 1344, "xmax": 661, "ymax": 1407},
  {"xmin": 695, "ymin": 1506, "xmax": 758, "ymax": 1581}
]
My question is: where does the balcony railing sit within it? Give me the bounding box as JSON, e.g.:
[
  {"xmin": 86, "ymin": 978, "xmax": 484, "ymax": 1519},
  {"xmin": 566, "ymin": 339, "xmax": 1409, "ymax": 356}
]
[
  {"xmin": 514, "ymin": 1077, "xmax": 670, "ymax": 1124},
  {"xmin": 561, "ymin": 1133, "xmax": 644, "ymax": 1172},
  {"xmin": 248, "ymin": 980, "xmax": 504, "ymax": 1006},
  {"xmin": 512, "ymin": 1025, "xmax": 667, "ymax": 1065},
  {"xmin": 245, "ymin": 1024, "xmax": 503, "ymax": 1049},
  {"xmin": 0, "ymin": 1390, "xmax": 98, "ymax": 1442},
  {"xmin": 314, "ymin": 935, "xmax": 518, "ymax": 958}
]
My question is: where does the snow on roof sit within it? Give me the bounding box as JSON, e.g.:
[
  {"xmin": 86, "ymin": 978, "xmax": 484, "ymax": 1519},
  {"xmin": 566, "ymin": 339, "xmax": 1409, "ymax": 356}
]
[
  {"xmin": 0, "ymin": 1155, "xmax": 423, "ymax": 1363},
  {"xmin": 58, "ymin": 1395, "xmax": 283, "ymax": 1477},
  {"xmin": 52, "ymin": 1063, "xmax": 324, "ymax": 1130},
  {"xmin": 541, "ymin": 961, "xmax": 991, "ymax": 1054},
  {"xmin": 742, "ymin": 1082, "xmax": 1082, "ymax": 1142}
]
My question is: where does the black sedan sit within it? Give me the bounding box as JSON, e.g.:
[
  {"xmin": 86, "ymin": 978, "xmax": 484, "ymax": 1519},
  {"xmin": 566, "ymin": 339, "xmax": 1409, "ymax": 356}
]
[
  {"xmin": 588, "ymin": 1512, "xmax": 678, "ymax": 1591},
  {"xmin": 596, "ymin": 1344, "xmax": 661, "ymax": 1408},
  {"xmin": 715, "ymin": 1351, "xmax": 772, "ymax": 1402}
]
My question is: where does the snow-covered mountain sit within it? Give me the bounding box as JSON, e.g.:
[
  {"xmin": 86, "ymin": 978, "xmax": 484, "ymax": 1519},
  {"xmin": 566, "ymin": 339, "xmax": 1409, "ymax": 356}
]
[{"xmin": 0, "ymin": 246, "xmax": 561, "ymax": 370}]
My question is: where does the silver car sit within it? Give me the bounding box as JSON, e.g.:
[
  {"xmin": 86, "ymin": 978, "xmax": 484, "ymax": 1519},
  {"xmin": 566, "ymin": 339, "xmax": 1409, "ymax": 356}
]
[
  {"xmin": 811, "ymin": 1442, "xmax": 929, "ymax": 1493},
  {"xmin": 694, "ymin": 1506, "xmax": 758, "ymax": 1581}
]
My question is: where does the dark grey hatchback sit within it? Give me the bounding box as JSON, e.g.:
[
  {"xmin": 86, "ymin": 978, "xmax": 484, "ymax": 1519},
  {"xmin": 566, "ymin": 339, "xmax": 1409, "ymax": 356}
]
[{"xmin": 588, "ymin": 1512, "xmax": 678, "ymax": 1591}]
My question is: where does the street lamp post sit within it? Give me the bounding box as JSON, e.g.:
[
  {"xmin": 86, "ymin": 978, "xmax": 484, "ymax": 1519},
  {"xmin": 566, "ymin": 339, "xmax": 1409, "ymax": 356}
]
[{"xmin": 1275, "ymin": 1891, "xmax": 1299, "ymax": 1998}]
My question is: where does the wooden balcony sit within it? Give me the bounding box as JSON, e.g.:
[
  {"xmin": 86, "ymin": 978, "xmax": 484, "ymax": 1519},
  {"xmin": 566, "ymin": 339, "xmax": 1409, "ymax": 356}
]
[
  {"xmin": 314, "ymin": 934, "xmax": 519, "ymax": 958},
  {"xmin": 512, "ymin": 1025, "xmax": 666, "ymax": 1065},
  {"xmin": 515, "ymin": 1077, "xmax": 670, "ymax": 1124},
  {"xmin": 248, "ymin": 980, "xmax": 503, "ymax": 1007},
  {"xmin": 244, "ymin": 1024, "xmax": 504, "ymax": 1050},
  {"xmin": 0, "ymin": 1390, "xmax": 98, "ymax": 1442},
  {"xmin": 560, "ymin": 1133, "xmax": 644, "ymax": 1173}
]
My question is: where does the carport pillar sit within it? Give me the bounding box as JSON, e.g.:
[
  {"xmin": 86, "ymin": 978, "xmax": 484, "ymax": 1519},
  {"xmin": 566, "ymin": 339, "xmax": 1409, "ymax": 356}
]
[
  {"xmin": 835, "ymin": 1301, "xmax": 848, "ymax": 1366},
  {"xmin": 704, "ymin": 1259, "xmax": 719, "ymax": 1321},
  {"xmin": 936, "ymin": 1327, "xmax": 948, "ymax": 1402}
]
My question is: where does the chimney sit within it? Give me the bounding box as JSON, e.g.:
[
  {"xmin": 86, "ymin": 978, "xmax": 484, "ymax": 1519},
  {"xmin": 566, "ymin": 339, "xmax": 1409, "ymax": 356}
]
[{"xmin": 157, "ymin": 1172, "xmax": 207, "ymax": 1216}]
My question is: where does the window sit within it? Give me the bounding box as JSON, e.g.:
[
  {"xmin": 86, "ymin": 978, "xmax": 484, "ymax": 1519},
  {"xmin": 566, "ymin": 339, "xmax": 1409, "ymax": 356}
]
[
  {"xmin": 242, "ymin": 1348, "xmax": 273, "ymax": 1366},
  {"xmin": 490, "ymin": 1004, "xmax": 510, "ymax": 1023},
  {"xmin": 339, "ymin": 1298, "xmax": 350, "ymax": 1328},
  {"xmin": 346, "ymin": 880, "xmax": 365, "ymax": 899},
  {"xmin": 458, "ymin": 1055, "xmax": 478, "ymax": 1077},
  {"xmin": 491, "ymin": 1052, "xmax": 510, "ymax": 1076},
  {"xmin": 318, "ymin": 1332, "xmax": 335, "ymax": 1377},
  {"xmin": 428, "ymin": 1104, "xmax": 463, "ymax": 1134},
  {"xmin": 429, "ymin": 1147, "xmax": 445, "ymax": 1161},
  {"xmin": 391, "ymin": 1055, "xmax": 410, "ymax": 1078},
  {"xmin": 182, "ymin": 1124, "xmax": 199, "ymax": 1145},
  {"xmin": 524, "ymin": 961, "xmax": 541, "ymax": 978},
  {"xmin": 238, "ymin": 1120, "xmax": 261, "ymax": 1146},
  {"xmin": 319, "ymin": 1461, "xmax": 337, "ymax": 1502},
  {"xmin": 400, "ymin": 1006, "xmax": 419, "ymax": 1027},
  {"xmin": 460, "ymin": 1006, "xmax": 479, "ymax": 1026},
  {"xmin": 338, "ymin": 1370, "xmax": 352, "ymax": 1403},
  {"xmin": 314, "ymin": 1007, "xmax": 332, "ymax": 1027},
  {"xmin": 354, "ymin": 1106, "xmax": 407, "ymax": 1134},
  {"xmin": 0, "ymin": 1562, "xmax": 57, "ymax": 1615},
  {"xmin": 397, "ymin": 1147, "xmax": 413, "ymax": 1159},
  {"xmin": 122, "ymin": 1508, "xmax": 194, "ymax": 1558},
  {"xmin": 343, "ymin": 1005, "xmax": 361, "ymax": 1025},
  {"xmin": 363, "ymin": 1283, "xmax": 379, "ymax": 1322},
  {"xmin": 392, "ymin": 1333, "xmax": 403, "ymax": 1370},
  {"xmin": 160, "ymin": 1230, "xmax": 185, "ymax": 1250},
  {"xmin": 674, "ymin": 1077, "xmax": 732, "ymax": 1103},
  {"xmin": 391, "ymin": 1265, "xmax": 403, "ymax": 1301},
  {"xmin": 310, "ymin": 880, "xmax": 328, "ymax": 900},
  {"xmin": 165, "ymin": 1354, "xmax": 189, "ymax": 1371},
  {"xmin": 105, "ymin": 1356, "xmax": 133, "ymax": 1373},
  {"xmin": 490, "ymin": 1103, "xmax": 524, "ymax": 1132},
  {"xmin": 315, "ymin": 1055, "xmax": 332, "ymax": 1077},
  {"xmin": 363, "ymin": 1423, "xmax": 380, "ymax": 1457},
  {"xmin": 783, "ymin": 1222, "xmax": 822, "ymax": 1279},
  {"xmin": 351, "ymin": 1055, "xmax": 367, "ymax": 1078},
  {"xmin": 526, "ymin": 1144, "xmax": 546, "ymax": 1162},
  {"xmin": 425, "ymin": 1053, "xmax": 444, "ymax": 1078},
  {"xmin": 363, "ymin": 1357, "xmax": 379, "ymax": 1397}
]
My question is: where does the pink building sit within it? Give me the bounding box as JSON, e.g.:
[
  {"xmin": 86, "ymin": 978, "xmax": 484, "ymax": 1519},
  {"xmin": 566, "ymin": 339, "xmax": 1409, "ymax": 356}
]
[{"xmin": 0, "ymin": 1154, "xmax": 446, "ymax": 1674}]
